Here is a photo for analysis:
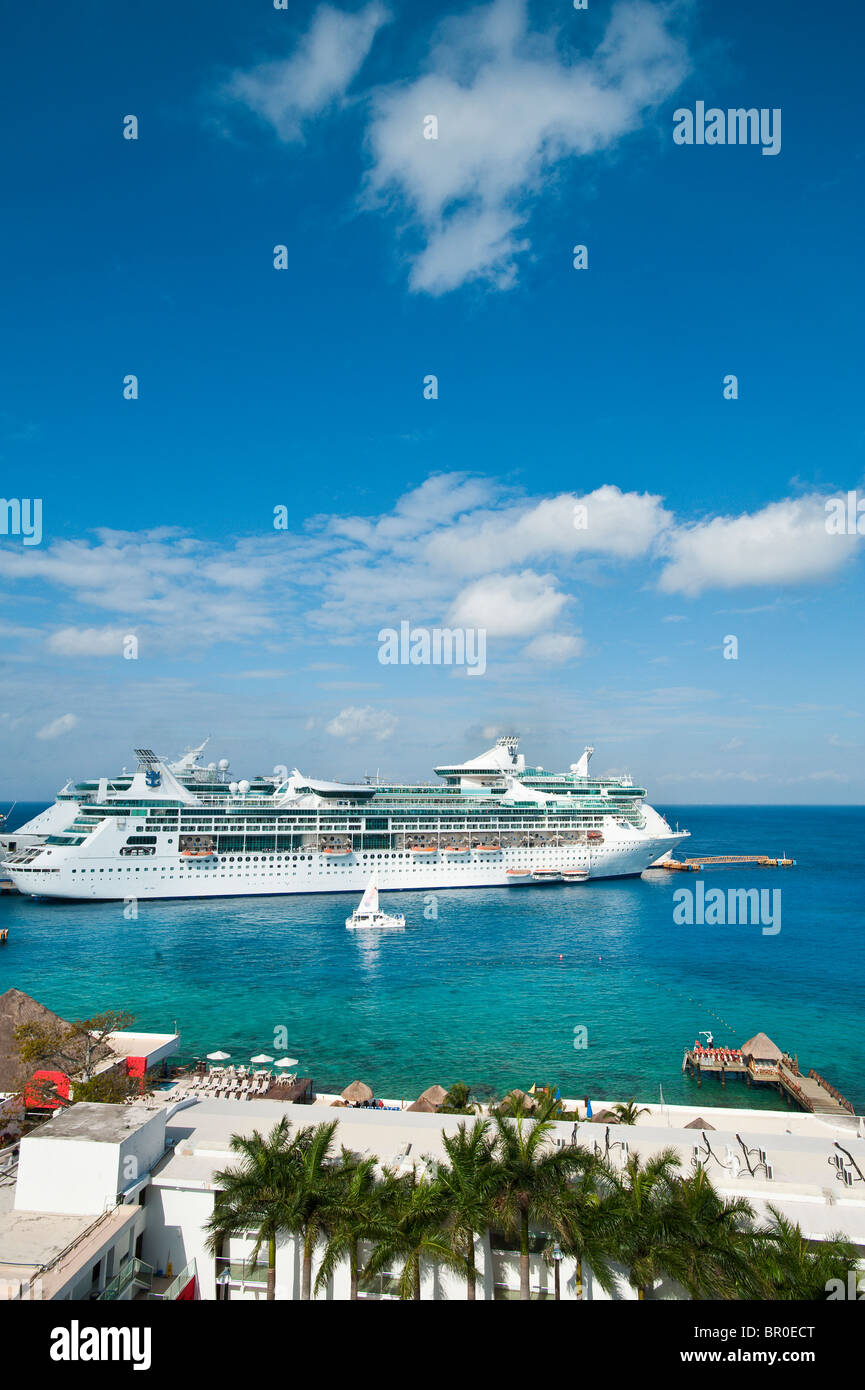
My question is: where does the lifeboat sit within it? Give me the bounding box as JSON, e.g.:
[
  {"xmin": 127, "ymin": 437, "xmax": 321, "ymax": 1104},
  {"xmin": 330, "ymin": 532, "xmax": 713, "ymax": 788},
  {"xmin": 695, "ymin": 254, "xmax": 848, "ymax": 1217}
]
[
  {"xmin": 410, "ymin": 845, "xmax": 437, "ymax": 855},
  {"xmin": 562, "ymin": 868, "xmax": 590, "ymax": 883},
  {"xmin": 181, "ymin": 848, "xmax": 216, "ymax": 858},
  {"xmin": 531, "ymin": 869, "xmax": 562, "ymax": 882},
  {"xmin": 506, "ymin": 869, "xmax": 532, "ymax": 883},
  {"xmin": 474, "ymin": 844, "xmax": 502, "ymax": 853},
  {"xmin": 586, "ymin": 831, "xmax": 604, "ymax": 842},
  {"xmin": 322, "ymin": 847, "xmax": 352, "ymax": 857},
  {"xmin": 442, "ymin": 845, "xmax": 470, "ymax": 856}
]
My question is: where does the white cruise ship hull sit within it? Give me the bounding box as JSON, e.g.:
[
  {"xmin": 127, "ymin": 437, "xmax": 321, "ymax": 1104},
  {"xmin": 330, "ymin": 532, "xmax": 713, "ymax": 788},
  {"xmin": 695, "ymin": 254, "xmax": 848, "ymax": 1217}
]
[{"xmin": 6, "ymin": 830, "xmax": 687, "ymax": 902}]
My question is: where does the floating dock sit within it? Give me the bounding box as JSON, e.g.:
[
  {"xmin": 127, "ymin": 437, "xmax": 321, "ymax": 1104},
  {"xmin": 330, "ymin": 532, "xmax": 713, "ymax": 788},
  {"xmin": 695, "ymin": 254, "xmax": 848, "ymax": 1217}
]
[{"xmin": 682, "ymin": 1032, "xmax": 854, "ymax": 1116}]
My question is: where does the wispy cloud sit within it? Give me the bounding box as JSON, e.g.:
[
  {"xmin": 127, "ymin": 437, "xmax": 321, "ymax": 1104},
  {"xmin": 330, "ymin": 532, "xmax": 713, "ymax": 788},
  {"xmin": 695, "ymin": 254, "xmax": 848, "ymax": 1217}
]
[
  {"xmin": 36, "ymin": 713, "xmax": 79, "ymax": 740},
  {"xmin": 226, "ymin": 1, "xmax": 391, "ymax": 141},
  {"xmin": 362, "ymin": 0, "xmax": 690, "ymax": 292},
  {"xmin": 325, "ymin": 705, "xmax": 397, "ymax": 741},
  {"xmin": 1, "ymin": 478, "xmax": 862, "ymax": 673}
]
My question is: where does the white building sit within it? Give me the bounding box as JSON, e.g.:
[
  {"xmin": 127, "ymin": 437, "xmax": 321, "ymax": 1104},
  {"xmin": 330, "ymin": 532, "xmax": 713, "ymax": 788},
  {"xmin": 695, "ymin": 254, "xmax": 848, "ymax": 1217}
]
[{"xmin": 2, "ymin": 1096, "xmax": 863, "ymax": 1301}]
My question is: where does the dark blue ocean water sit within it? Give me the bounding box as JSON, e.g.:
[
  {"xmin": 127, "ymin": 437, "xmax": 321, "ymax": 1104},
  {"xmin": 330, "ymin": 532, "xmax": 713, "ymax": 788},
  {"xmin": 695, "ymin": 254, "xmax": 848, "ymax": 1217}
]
[{"xmin": 1, "ymin": 804, "xmax": 863, "ymax": 1109}]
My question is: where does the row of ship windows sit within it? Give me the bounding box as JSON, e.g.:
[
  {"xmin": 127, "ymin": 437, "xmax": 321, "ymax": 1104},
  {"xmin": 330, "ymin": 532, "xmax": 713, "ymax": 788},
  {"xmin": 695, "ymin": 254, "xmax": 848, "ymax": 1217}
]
[{"xmin": 65, "ymin": 848, "xmax": 623, "ymax": 874}]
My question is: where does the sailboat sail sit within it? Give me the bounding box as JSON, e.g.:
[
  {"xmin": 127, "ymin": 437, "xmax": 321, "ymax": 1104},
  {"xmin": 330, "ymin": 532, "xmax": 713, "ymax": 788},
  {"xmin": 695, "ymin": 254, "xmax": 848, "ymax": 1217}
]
[{"xmin": 357, "ymin": 875, "xmax": 378, "ymax": 916}]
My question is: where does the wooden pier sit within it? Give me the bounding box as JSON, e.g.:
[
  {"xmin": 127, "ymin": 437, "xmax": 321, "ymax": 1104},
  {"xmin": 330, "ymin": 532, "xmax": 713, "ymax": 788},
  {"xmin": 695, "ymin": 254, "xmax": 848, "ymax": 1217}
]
[
  {"xmin": 682, "ymin": 1032, "xmax": 855, "ymax": 1117},
  {"xmin": 659, "ymin": 855, "xmax": 795, "ymax": 872}
]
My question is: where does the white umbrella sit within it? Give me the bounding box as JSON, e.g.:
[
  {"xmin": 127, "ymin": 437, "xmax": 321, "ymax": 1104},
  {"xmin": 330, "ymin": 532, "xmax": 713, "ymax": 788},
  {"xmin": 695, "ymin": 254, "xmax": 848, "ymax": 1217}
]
[
  {"xmin": 274, "ymin": 1057, "xmax": 299, "ymax": 1068},
  {"xmin": 250, "ymin": 1053, "xmax": 274, "ymax": 1064},
  {"xmin": 206, "ymin": 1050, "xmax": 231, "ymax": 1061}
]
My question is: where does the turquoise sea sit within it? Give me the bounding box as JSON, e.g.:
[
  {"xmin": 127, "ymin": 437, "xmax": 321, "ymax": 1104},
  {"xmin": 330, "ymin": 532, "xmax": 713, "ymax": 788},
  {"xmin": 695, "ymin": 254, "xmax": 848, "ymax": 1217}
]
[{"xmin": 1, "ymin": 804, "xmax": 863, "ymax": 1111}]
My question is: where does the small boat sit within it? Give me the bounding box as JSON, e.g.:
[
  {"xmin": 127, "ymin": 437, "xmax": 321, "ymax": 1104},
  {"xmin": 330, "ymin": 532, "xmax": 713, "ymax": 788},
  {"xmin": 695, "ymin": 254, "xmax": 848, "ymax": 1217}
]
[
  {"xmin": 181, "ymin": 848, "xmax": 216, "ymax": 858},
  {"xmin": 442, "ymin": 845, "xmax": 470, "ymax": 856},
  {"xmin": 562, "ymin": 868, "xmax": 590, "ymax": 883},
  {"xmin": 506, "ymin": 868, "xmax": 533, "ymax": 883},
  {"xmin": 409, "ymin": 845, "xmax": 437, "ymax": 855},
  {"xmin": 475, "ymin": 844, "xmax": 502, "ymax": 853},
  {"xmin": 586, "ymin": 831, "xmax": 604, "ymax": 842},
  {"xmin": 0, "ymin": 929, "xmax": 8, "ymax": 944},
  {"xmin": 346, "ymin": 874, "xmax": 405, "ymax": 931},
  {"xmin": 322, "ymin": 846, "xmax": 352, "ymax": 857},
  {"xmin": 531, "ymin": 869, "xmax": 562, "ymax": 882}
]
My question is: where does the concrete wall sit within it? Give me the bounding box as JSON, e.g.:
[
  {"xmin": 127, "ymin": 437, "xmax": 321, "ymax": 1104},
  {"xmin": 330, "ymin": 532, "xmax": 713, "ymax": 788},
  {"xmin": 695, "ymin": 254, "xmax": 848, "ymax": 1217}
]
[
  {"xmin": 142, "ymin": 1186, "xmax": 215, "ymax": 1295},
  {"xmin": 15, "ymin": 1135, "xmax": 121, "ymax": 1215},
  {"xmin": 15, "ymin": 1110, "xmax": 166, "ymax": 1215}
]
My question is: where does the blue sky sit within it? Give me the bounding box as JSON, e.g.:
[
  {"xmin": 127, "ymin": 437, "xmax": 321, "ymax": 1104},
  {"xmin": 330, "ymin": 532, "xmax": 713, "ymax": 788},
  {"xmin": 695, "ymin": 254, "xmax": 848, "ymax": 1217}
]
[{"xmin": 0, "ymin": 0, "xmax": 863, "ymax": 800}]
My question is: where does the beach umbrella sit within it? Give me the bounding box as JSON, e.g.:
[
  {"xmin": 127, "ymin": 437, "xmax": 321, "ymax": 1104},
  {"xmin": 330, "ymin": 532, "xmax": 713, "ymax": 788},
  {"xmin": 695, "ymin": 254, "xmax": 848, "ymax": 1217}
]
[
  {"xmin": 684, "ymin": 1116, "xmax": 716, "ymax": 1131},
  {"xmin": 406, "ymin": 1097, "xmax": 436, "ymax": 1113},
  {"xmin": 341, "ymin": 1080, "xmax": 373, "ymax": 1103},
  {"xmin": 250, "ymin": 1053, "xmax": 274, "ymax": 1065},
  {"xmin": 418, "ymin": 1084, "xmax": 448, "ymax": 1108},
  {"xmin": 206, "ymin": 1050, "xmax": 231, "ymax": 1061},
  {"xmin": 274, "ymin": 1057, "xmax": 299, "ymax": 1068}
]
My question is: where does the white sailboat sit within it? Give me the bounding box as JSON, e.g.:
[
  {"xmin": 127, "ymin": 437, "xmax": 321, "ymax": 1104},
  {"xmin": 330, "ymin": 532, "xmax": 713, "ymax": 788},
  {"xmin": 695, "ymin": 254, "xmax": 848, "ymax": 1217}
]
[{"xmin": 345, "ymin": 873, "xmax": 405, "ymax": 930}]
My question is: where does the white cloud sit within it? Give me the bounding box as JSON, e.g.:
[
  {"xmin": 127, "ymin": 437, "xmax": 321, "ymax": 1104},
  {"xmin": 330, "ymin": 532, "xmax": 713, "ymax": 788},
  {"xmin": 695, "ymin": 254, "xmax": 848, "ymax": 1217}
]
[
  {"xmin": 325, "ymin": 705, "xmax": 397, "ymax": 742},
  {"xmin": 522, "ymin": 631, "xmax": 584, "ymax": 664},
  {"xmin": 1, "ymin": 478, "xmax": 861, "ymax": 685},
  {"xmin": 659, "ymin": 496, "xmax": 862, "ymax": 596},
  {"xmin": 363, "ymin": 0, "xmax": 689, "ymax": 293},
  {"xmin": 424, "ymin": 485, "xmax": 671, "ymax": 577},
  {"xmin": 228, "ymin": 2, "xmax": 391, "ymax": 141},
  {"xmin": 448, "ymin": 570, "xmax": 569, "ymax": 637},
  {"xmin": 36, "ymin": 713, "xmax": 79, "ymax": 740},
  {"xmin": 47, "ymin": 627, "xmax": 128, "ymax": 657}
]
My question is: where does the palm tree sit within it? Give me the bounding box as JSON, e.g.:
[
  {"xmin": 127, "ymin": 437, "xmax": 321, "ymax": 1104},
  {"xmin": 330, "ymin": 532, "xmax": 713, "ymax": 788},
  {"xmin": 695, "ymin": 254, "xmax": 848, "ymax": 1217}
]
[
  {"xmin": 437, "ymin": 1118, "xmax": 496, "ymax": 1298},
  {"xmin": 440, "ymin": 1081, "xmax": 475, "ymax": 1114},
  {"xmin": 279, "ymin": 1120, "xmax": 340, "ymax": 1299},
  {"xmin": 314, "ymin": 1148, "xmax": 382, "ymax": 1300},
  {"xmin": 488, "ymin": 1114, "xmax": 592, "ymax": 1301},
  {"xmin": 552, "ymin": 1165, "xmax": 621, "ymax": 1300},
  {"xmin": 205, "ymin": 1116, "xmax": 296, "ymax": 1301},
  {"xmin": 669, "ymin": 1166, "xmax": 755, "ymax": 1299},
  {"xmin": 599, "ymin": 1148, "xmax": 685, "ymax": 1299},
  {"xmin": 609, "ymin": 1100, "xmax": 650, "ymax": 1126},
  {"xmin": 363, "ymin": 1166, "xmax": 466, "ymax": 1300},
  {"xmin": 751, "ymin": 1204, "xmax": 860, "ymax": 1300}
]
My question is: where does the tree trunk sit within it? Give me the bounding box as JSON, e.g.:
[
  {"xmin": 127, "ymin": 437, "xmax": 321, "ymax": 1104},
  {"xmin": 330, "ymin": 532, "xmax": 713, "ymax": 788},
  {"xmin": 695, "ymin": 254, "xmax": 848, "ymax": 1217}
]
[
  {"xmin": 466, "ymin": 1234, "xmax": 476, "ymax": 1300},
  {"xmin": 576, "ymin": 1255, "xmax": 583, "ymax": 1300},
  {"xmin": 520, "ymin": 1204, "xmax": 530, "ymax": 1301},
  {"xmin": 302, "ymin": 1231, "xmax": 313, "ymax": 1300},
  {"xmin": 413, "ymin": 1253, "xmax": 421, "ymax": 1300},
  {"xmin": 350, "ymin": 1241, "xmax": 359, "ymax": 1301},
  {"xmin": 267, "ymin": 1235, "xmax": 276, "ymax": 1302}
]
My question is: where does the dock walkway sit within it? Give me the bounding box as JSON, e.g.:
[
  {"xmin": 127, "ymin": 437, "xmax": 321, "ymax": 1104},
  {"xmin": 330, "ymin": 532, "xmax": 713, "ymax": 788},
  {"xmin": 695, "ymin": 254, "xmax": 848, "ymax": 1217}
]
[{"xmin": 682, "ymin": 1039, "xmax": 855, "ymax": 1118}]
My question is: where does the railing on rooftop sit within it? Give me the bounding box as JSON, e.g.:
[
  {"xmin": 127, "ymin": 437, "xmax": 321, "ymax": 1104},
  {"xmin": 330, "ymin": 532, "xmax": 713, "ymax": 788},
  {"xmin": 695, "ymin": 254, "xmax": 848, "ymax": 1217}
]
[
  {"xmin": 154, "ymin": 1259, "xmax": 197, "ymax": 1301},
  {"xmin": 98, "ymin": 1258, "xmax": 154, "ymax": 1301},
  {"xmin": 215, "ymin": 1256, "xmax": 270, "ymax": 1286}
]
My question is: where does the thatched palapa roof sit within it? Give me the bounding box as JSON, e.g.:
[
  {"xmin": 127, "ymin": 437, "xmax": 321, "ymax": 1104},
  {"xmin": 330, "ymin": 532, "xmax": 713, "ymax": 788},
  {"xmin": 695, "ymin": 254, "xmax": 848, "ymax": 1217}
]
[
  {"xmin": 341, "ymin": 1080, "xmax": 374, "ymax": 1104},
  {"xmin": 0, "ymin": 989, "xmax": 71, "ymax": 1093},
  {"xmin": 740, "ymin": 1032, "xmax": 782, "ymax": 1061},
  {"xmin": 418, "ymin": 1084, "xmax": 448, "ymax": 1109},
  {"xmin": 0, "ymin": 988, "xmax": 116, "ymax": 1096}
]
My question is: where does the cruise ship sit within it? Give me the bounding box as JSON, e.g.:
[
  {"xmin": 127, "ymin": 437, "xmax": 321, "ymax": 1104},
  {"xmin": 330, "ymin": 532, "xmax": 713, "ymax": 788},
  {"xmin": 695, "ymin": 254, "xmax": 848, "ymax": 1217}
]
[{"xmin": 1, "ymin": 737, "xmax": 688, "ymax": 901}]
